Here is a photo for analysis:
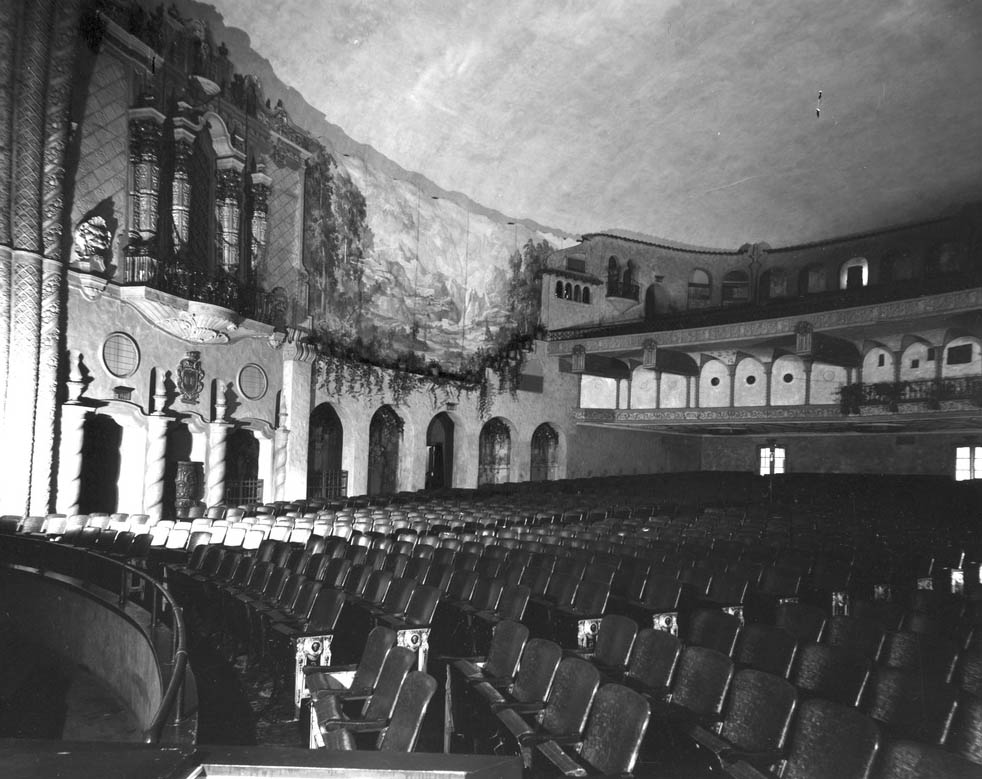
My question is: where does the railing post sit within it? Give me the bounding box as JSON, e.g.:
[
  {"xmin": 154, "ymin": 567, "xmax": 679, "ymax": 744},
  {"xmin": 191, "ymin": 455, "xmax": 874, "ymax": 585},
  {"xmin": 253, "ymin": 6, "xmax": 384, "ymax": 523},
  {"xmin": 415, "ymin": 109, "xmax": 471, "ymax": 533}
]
[{"xmin": 119, "ymin": 566, "xmax": 128, "ymax": 608}]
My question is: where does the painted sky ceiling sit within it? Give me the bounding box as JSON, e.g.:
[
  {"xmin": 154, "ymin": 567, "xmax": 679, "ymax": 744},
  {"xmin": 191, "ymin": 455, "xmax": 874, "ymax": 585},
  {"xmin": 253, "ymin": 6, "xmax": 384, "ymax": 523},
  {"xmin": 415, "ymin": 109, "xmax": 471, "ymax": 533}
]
[{"xmin": 188, "ymin": 0, "xmax": 981, "ymax": 248}]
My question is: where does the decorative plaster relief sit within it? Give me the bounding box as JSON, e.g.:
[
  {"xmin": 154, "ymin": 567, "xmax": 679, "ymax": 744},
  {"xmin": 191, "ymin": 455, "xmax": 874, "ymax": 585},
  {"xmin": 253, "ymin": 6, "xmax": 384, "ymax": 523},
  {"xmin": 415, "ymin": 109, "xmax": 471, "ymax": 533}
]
[{"xmin": 120, "ymin": 292, "xmax": 242, "ymax": 344}]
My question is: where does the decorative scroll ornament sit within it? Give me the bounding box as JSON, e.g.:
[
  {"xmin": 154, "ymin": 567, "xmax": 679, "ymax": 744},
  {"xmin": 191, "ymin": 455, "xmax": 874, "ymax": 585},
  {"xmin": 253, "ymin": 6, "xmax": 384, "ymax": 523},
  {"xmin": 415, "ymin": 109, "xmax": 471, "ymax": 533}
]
[{"xmin": 178, "ymin": 350, "xmax": 205, "ymax": 404}]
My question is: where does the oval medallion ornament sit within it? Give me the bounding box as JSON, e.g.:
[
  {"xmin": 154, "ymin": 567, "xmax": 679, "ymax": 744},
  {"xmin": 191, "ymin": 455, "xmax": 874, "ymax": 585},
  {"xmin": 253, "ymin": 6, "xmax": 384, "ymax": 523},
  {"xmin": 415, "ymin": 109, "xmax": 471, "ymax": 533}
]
[{"xmin": 178, "ymin": 351, "xmax": 205, "ymax": 404}]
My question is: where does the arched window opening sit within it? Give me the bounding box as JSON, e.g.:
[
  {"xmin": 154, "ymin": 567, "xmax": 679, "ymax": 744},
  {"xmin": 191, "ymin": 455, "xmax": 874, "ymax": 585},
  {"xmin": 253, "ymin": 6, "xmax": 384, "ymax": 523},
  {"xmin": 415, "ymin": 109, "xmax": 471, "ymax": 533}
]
[
  {"xmin": 799, "ymin": 264, "xmax": 826, "ymax": 296},
  {"xmin": 308, "ymin": 403, "xmax": 346, "ymax": 499},
  {"xmin": 840, "ymin": 257, "xmax": 868, "ymax": 290},
  {"xmin": 478, "ymin": 417, "xmax": 512, "ymax": 486},
  {"xmin": 425, "ymin": 413, "xmax": 455, "ymax": 490},
  {"xmin": 555, "ymin": 280, "xmax": 563, "ymax": 298},
  {"xmin": 573, "ymin": 285, "xmax": 581, "ymax": 302},
  {"xmin": 688, "ymin": 269, "xmax": 711, "ymax": 309},
  {"xmin": 582, "ymin": 287, "xmax": 591, "ymax": 304},
  {"xmin": 722, "ymin": 270, "xmax": 749, "ymax": 305},
  {"xmin": 530, "ymin": 423, "xmax": 560, "ymax": 481},
  {"xmin": 368, "ymin": 405, "xmax": 403, "ymax": 497},
  {"xmin": 564, "ymin": 282, "xmax": 572, "ymax": 300},
  {"xmin": 607, "ymin": 256, "xmax": 620, "ymax": 284}
]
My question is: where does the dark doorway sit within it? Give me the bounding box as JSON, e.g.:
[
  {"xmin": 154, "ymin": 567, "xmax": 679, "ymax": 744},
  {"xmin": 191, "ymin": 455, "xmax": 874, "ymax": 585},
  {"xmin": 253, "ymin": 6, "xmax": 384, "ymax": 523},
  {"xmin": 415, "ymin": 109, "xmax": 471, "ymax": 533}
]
[
  {"xmin": 368, "ymin": 406, "xmax": 402, "ymax": 497},
  {"xmin": 77, "ymin": 414, "xmax": 122, "ymax": 514},
  {"xmin": 425, "ymin": 413, "xmax": 455, "ymax": 490},
  {"xmin": 226, "ymin": 428, "xmax": 261, "ymax": 504},
  {"xmin": 308, "ymin": 403, "xmax": 346, "ymax": 498},
  {"xmin": 478, "ymin": 417, "xmax": 511, "ymax": 486},
  {"xmin": 530, "ymin": 423, "xmax": 559, "ymax": 482},
  {"xmin": 845, "ymin": 264, "xmax": 864, "ymax": 290}
]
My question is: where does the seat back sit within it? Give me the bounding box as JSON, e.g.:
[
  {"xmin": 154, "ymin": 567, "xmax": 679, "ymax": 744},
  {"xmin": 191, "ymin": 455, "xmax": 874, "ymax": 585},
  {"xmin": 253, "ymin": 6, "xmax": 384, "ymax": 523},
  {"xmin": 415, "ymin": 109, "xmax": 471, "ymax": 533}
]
[
  {"xmin": 624, "ymin": 628, "xmax": 682, "ymax": 692},
  {"xmin": 320, "ymin": 557, "xmax": 351, "ymax": 588},
  {"xmin": 361, "ymin": 569, "xmax": 394, "ymax": 604},
  {"xmin": 342, "ymin": 563, "xmax": 373, "ymax": 596},
  {"xmin": 878, "ymin": 631, "xmax": 959, "ymax": 679},
  {"xmin": 862, "ymin": 667, "xmax": 958, "ymax": 744},
  {"xmin": 734, "ymin": 623, "xmax": 797, "ymax": 677},
  {"xmin": 539, "ymin": 657, "xmax": 600, "ymax": 738},
  {"xmin": 446, "ymin": 570, "xmax": 478, "ymax": 602},
  {"xmin": 378, "ymin": 671, "xmax": 437, "ymax": 751},
  {"xmin": 592, "ymin": 614, "xmax": 638, "ymax": 669},
  {"xmin": 686, "ymin": 608, "xmax": 741, "ymax": 656},
  {"xmin": 381, "ymin": 577, "xmax": 417, "ymax": 614},
  {"xmin": 483, "ymin": 620, "xmax": 530, "ymax": 679},
  {"xmin": 670, "ymin": 645, "xmax": 734, "ymax": 717},
  {"xmin": 351, "ymin": 626, "xmax": 398, "ymax": 690},
  {"xmin": 640, "ymin": 575, "xmax": 682, "ymax": 610},
  {"xmin": 470, "ymin": 577, "xmax": 505, "ymax": 611},
  {"xmin": 775, "ymin": 602, "xmax": 827, "ymax": 644},
  {"xmin": 577, "ymin": 684, "xmax": 650, "ymax": 776},
  {"xmin": 792, "ymin": 642, "xmax": 870, "ymax": 707},
  {"xmin": 720, "ymin": 669, "xmax": 797, "ymax": 753},
  {"xmin": 571, "ymin": 579, "xmax": 610, "ymax": 616},
  {"xmin": 363, "ymin": 646, "xmax": 417, "ymax": 721},
  {"xmin": 781, "ymin": 698, "xmax": 880, "ymax": 779},
  {"xmin": 292, "ymin": 580, "xmax": 325, "ymax": 621},
  {"xmin": 306, "ymin": 588, "xmax": 346, "ymax": 631},
  {"xmin": 827, "ymin": 615, "xmax": 885, "ymax": 659},
  {"xmin": 494, "ymin": 583, "xmax": 530, "ymax": 621},
  {"xmin": 874, "ymin": 740, "xmax": 982, "ymax": 779},
  {"xmin": 944, "ymin": 690, "xmax": 982, "ymax": 765},
  {"xmin": 510, "ymin": 638, "xmax": 562, "ymax": 704},
  {"xmin": 402, "ymin": 584, "xmax": 441, "ymax": 627}
]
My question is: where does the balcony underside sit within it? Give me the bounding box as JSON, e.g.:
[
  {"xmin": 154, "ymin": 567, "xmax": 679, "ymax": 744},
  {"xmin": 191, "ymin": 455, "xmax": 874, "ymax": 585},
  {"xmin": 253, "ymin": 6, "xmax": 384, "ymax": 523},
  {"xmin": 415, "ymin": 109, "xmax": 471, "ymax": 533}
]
[{"xmin": 572, "ymin": 401, "xmax": 982, "ymax": 436}]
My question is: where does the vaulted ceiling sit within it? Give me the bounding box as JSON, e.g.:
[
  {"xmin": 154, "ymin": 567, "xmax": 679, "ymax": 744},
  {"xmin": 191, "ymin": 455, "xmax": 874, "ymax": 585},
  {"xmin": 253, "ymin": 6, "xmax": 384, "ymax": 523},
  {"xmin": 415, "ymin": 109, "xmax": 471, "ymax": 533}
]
[{"xmin": 206, "ymin": 0, "xmax": 982, "ymax": 248}]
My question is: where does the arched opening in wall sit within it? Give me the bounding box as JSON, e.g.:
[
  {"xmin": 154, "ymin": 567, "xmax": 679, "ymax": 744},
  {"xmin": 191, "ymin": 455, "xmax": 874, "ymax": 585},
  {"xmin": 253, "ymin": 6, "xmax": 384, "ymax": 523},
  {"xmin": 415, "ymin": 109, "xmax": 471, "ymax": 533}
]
[
  {"xmin": 759, "ymin": 268, "xmax": 790, "ymax": 302},
  {"xmin": 798, "ymin": 264, "xmax": 826, "ymax": 296},
  {"xmin": 721, "ymin": 270, "xmax": 749, "ymax": 305},
  {"xmin": 607, "ymin": 256, "xmax": 620, "ymax": 288},
  {"xmin": 926, "ymin": 243, "xmax": 961, "ymax": 277},
  {"xmin": 840, "ymin": 258, "xmax": 868, "ymax": 290},
  {"xmin": 368, "ymin": 405, "xmax": 403, "ymax": 497},
  {"xmin": 530, "ymin": 423, "xmax": 559, "ymax": 482},
  {"xmin": 425, "ymin": 413, "xmax": 455, "ymax": 490},
  {"xmin": 564, "ymin": 282, "xmax": 572, "ymax": 300},
  {"xmin": 644, "ymin": 284, "xmax": 671, "ymax": 320},
  {"xmin": 687, "ymin": 269, "xmax": 712, "ymax": 309},
  {"xmin": 478, "ymin": 417, "xmax": 512, "ymax": 486},
  {"xmin": 308, "ymin": 403, "xmax": 346, "ymax": 499},
  {"xmin": 77, "ymin": 415, "xmax": 123, "ymax": 514},
  {"xmin": 582, "ymin": 287, "xmax": 591, "ymax": 304},
  {"xmin": 163, "ymin": 422, "xmax": 193, "ymax": 519},
  {"xmin": 555, "ymin": 280, "xmax": 563, "ymax": 298},
  {"xmin": 226, "ymin": 428, "xmax": 261, "ymax": 504},
  {"xmin": 573, "ymin": 285, "xmax": 581, "ymax": 302}
]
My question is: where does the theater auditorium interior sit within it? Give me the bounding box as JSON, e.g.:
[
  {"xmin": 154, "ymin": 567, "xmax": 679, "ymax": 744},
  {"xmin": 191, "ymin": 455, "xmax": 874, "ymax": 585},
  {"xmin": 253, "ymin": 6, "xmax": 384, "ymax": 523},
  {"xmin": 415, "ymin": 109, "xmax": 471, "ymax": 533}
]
[{"xmin": 3, "ymin": 0, "xmax": 982, "ymax": 777}]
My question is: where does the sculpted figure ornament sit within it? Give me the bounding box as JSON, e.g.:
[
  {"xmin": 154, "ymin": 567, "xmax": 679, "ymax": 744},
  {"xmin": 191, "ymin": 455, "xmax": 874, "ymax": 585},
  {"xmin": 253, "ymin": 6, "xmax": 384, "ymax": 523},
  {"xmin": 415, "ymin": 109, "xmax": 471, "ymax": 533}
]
[{"xmin": 72, "ymin": 216, "xmax": 112, "ymax": 273}]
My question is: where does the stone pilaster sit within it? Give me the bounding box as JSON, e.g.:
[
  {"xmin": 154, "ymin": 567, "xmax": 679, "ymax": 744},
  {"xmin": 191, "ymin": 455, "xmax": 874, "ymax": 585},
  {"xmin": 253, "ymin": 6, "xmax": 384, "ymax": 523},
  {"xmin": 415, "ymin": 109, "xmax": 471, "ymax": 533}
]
[
  {"xmin": 29, "ymin": 258, "xmax": 62, "ymax": 513},
  {"xmin": 281, "ymin": 338, "xmax": 315, "ymax": 499},
  {"xmin": 763, "ymin": 362, "xmax": 774, "ymax": 407}
]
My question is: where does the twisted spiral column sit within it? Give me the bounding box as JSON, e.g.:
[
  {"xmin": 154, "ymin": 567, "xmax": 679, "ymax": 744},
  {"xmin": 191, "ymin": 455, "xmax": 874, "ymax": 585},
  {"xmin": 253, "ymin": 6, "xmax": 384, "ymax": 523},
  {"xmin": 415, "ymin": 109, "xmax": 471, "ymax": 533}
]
[
  {"xmin": 206, "ymin": 422, "xmax": 229, "ymax": 507},
  {"xmin": 144, "ymin": 413, "xmax": 170, "ymax": 523},
  {"xmin": 273, "ymin": 414, "xmax": 290, "ymax": 502},
  {"xmin": 57, "ymin": 402, "xmax": 87, "ymax": 516}
]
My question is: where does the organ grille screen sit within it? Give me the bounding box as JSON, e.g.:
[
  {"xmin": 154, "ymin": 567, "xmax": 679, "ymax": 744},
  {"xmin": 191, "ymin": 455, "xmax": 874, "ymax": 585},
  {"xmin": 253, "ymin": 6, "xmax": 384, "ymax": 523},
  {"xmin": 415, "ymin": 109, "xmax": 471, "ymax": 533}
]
[
  {"xmin": 955, "ymin": 446, "xmax": 982, "ymax": 480},
  {"xmin": 102, "ymin": 333, "xmax": 139, "ymax": 378}
]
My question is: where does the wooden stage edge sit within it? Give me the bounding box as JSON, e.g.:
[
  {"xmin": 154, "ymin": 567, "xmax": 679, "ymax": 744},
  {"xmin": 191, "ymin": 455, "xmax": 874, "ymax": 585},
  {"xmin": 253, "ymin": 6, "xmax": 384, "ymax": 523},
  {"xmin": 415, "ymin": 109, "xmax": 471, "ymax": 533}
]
[{"xmin": 0, "ymin": 740, "xmax": 522, "ymax": 779}]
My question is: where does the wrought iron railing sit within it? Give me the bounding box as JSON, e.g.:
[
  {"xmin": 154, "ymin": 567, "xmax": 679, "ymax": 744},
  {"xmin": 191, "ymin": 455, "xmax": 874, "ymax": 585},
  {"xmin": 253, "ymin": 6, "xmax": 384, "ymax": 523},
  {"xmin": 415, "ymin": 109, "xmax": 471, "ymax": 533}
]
[
  {"xmin": 122, "ymin": 257, "xmax": 281, "ymax": 325},
  {"xmin": 0, "ymin": 534, "xmax": 191, "ymax": 744},
  {"xmin": 225, "ymin": 478, "xmax": 264, "ymax": 505},
  {"xmin": 606, "ymin": 279, "xmax": 641, "ymax": 301},
  {"xmin": 840, "ymin": 376, "xmax": 982, "ymax": 413},
  {"xmin": 307, "ymin": 470, "xmax": 348, "ymax": 499}
]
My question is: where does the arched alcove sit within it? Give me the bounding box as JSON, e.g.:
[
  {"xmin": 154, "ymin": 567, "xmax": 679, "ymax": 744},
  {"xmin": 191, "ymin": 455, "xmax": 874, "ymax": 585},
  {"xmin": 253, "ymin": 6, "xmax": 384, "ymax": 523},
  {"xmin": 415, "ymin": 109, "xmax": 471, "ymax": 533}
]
[
  {"xmin": 308, "ymin": 402, "xmax": 345, "ymax": 498},
  {"xmin": 368, "ymin": 405, "xmax": 403, "ymax": 497},
  {"xmin": 77, "ymin": 414, "xmax": 123, "ymax": 514},
  {"xmin": 425, "ymin": 412, "xmax": 455, "ymax": 490},
  {"xmin": 226, "ymin": 427, "xmax": 261, "ymax": 503},
  {"xmin": 478, "ymin": 417, "xmax": 512, "ymax": 486},
  {"xmin": 530, "ymin": 423, "xmax": 560, "ymax": 481}
]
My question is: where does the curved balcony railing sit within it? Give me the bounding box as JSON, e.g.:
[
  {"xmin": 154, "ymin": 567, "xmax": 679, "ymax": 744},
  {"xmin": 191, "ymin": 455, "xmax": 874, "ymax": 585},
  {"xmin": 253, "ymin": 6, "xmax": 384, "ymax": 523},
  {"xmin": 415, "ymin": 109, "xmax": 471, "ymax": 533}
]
[
  {"xmin": 0, "ymin": 533, "xmax": 192, "ymax": 745},
  {"xmin": 122, "ymin": 256, "xmax": 281, "ymax": 326}
]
